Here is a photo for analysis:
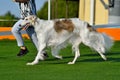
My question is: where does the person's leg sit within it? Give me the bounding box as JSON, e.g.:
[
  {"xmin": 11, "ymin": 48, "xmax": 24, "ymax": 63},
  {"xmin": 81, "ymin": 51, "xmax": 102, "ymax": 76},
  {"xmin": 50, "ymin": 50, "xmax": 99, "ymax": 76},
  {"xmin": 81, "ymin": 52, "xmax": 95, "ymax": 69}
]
[
  {"xmin": 26, "ymin": 26, "xmax": 39, "ymax": 50},
  {"xmin": 26, "ymin": 26, "xmax": 49, "ymax": 58},
  {"xmin": 11, "ymin": 19, "xmax": 28, "ymax": 56},
  {"xmin": 12, "ymin": 19, "xmax": 24, "ymax": 46}
]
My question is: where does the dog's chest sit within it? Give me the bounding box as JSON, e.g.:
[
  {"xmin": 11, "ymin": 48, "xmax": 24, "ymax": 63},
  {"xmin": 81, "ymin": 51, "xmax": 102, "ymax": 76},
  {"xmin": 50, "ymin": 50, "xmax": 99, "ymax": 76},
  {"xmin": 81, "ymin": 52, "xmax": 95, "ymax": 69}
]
[{"xmin": 47, "ymin": 30, "xmax": 73, "ymax": 47}]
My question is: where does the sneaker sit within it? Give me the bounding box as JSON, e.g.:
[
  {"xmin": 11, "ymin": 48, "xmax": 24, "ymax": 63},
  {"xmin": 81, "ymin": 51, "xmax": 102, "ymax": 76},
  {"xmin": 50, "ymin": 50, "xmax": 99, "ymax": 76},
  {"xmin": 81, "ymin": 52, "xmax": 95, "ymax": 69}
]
[
  {"xmin": 42, "ymin": 51, "xmax": 49, "ymax": 60},
  {"xmin": 43, "ymin": 52, "xmax": 49, "ymax": 58},
  {"xmin": 17, "ymin": 47, "xmax": 29, "ymax": 56}
]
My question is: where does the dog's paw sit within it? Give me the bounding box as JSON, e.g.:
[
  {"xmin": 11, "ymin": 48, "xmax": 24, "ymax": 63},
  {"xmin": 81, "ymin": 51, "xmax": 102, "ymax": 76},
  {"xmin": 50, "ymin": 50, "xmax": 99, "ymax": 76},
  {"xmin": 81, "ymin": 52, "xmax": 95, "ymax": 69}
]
[
  {"xmin": 68, "ymin": 62, "xmax": 74, "ymax": 64},
  {"xmin": 100, "ymin": 54, "xmax": 107, "ymax": 61},
  {"xmin": 102, "ymin": 56, "xmax": 107, "ymax": 61},
  {"xmin": 26, "ymin": 61, "xmax": 38, "ymax": 65},
  {"xmin": 55, "ymin": 55, "xmax": 63, "ymax": 60},
  {"xmin": 26, "ymin": 62, "xmax": 34, "ymax": 65}
]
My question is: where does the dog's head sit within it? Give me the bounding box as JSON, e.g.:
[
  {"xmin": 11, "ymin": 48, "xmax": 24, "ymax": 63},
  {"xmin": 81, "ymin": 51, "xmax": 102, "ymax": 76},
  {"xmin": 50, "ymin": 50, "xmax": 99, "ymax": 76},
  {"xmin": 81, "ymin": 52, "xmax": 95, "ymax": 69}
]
[{"xmin": 20, "ymin": 15, "xmax": 37, "ymax": 29}]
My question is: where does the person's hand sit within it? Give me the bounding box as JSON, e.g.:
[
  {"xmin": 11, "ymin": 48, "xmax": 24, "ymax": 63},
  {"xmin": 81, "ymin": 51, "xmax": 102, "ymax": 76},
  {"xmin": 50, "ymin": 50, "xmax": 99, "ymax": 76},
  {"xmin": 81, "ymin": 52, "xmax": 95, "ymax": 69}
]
[{"xmin": 12, "ymin": 0, "xmax": 16, "ymax": 2}]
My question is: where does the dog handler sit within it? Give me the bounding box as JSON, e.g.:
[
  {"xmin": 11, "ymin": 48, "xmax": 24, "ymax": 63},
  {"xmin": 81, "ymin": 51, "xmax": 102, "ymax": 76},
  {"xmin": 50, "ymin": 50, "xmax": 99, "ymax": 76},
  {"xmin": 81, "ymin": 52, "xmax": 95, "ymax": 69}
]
[{"xmin": 11, "ymin": 0, "xmax": 48, "ymax": 58}]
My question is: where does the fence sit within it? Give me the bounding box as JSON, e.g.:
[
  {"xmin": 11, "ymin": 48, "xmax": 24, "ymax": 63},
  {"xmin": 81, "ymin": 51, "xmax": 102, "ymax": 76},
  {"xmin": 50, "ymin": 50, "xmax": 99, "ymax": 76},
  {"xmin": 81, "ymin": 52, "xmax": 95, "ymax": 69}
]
[
  {"xmin": 0, "ymin": 27, "xmax": 29, "ymax": 40},
  {"xmin": 94, "ymin": 24, "xmax": 120, "ymax": 41},
  {"xmin": 0, "ymin": 21, "xmax": 120, "ymax": 40}
]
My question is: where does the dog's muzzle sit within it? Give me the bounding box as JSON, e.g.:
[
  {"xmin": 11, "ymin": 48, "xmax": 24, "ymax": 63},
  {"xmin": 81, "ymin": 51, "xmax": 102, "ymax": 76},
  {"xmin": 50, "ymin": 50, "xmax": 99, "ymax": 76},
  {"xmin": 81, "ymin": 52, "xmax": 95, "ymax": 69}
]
[{"xmin": 19, "ymin": 23, "xmax": 30, "ymax": 30}]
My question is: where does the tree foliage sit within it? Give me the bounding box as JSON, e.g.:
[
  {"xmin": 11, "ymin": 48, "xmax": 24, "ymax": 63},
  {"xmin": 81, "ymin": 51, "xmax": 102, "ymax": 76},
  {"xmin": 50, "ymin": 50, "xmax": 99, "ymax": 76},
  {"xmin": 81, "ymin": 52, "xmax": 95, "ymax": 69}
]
[
  {"xmin": 0, "ymin": 0, "xmax": 79, "ymax": 27},
  {"xmin": 0, "ymin": 11, "xmax": 18, "ymax": 27},
  {"xmin": 37, "ymin": 0, "xmax": 79, "ymax": 19}
]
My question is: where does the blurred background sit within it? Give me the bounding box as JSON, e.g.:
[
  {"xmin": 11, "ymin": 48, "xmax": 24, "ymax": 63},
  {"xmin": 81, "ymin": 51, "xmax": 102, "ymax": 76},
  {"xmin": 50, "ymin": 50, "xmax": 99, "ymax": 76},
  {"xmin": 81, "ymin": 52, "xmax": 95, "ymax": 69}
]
[{"xmin": 0, "ymin": 0, "xmax": 120, "ymax": 40}]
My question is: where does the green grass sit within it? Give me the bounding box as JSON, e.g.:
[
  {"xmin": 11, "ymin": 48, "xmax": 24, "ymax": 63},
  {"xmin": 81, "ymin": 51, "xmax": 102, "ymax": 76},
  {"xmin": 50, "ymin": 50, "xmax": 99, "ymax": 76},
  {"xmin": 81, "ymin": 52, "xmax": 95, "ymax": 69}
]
[{"xmin": 0, "ymin": 40, "xmax": 120, "ymax": 80}]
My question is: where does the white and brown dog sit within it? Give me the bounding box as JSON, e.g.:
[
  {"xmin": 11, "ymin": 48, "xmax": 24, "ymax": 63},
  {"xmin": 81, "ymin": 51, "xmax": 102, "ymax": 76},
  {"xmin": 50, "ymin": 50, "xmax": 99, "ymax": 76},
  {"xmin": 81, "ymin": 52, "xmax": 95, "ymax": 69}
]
[{"xmin": 21, "ymin": 15, "xmax": 113, "ymax": 65}]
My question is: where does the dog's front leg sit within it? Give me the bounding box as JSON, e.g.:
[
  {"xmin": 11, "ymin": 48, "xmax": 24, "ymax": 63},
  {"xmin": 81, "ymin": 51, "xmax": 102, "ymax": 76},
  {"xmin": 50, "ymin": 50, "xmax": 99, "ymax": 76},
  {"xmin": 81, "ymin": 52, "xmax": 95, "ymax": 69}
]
[
  {"xmin": 68, "ymin": 37, "xmax": 81, "ymax": 64},
  {"xmin": 27, "ymin": 43, "xmax": 46, "ymax": 65},
  {"xmin": 26, "ymin": 51, "xmax": 41, "ymax": 65},
  {"xmin": 68, "ymin": 50, "xmax": 80, "ymax": 64}
]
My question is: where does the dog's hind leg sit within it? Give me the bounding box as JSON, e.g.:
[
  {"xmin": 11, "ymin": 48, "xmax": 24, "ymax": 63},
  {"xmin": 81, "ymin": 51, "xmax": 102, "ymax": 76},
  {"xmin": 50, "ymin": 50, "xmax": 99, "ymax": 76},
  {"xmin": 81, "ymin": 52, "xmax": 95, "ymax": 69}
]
[
  {"xmin": 51, "ymin": 46, "xmax": 62, "ymax": 59},
  {"xmin": 99, "ymin": 52, "xmax": 107, "ymax": 60},
  {"xmin": 68, "ymin": 45, "xmax": 80, "ymax": 64},
  {"xmin": 68, "ymin": 38, "xmax": 81, "ymax": 64},
  {"xmin": 97, "ymin": 48, "xmax": 107, "ymax": 60}
]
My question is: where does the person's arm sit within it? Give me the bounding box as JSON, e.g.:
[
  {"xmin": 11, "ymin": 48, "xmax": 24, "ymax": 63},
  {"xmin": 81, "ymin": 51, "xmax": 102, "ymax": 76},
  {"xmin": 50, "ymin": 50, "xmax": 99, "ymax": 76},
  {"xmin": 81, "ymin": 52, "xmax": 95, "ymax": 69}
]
[
  {"xmin": 12, "ymin": 0, "xmax": 29, "ymax": 3},
  {"xmin": 108, "ymin": 0, "xmax": 114, "ymax": 7},
  {"xmin": 100, "ymin": 0, "xmax": 114, "ymax": 9},
  {"xmin": 30, "ymin": 0, "xmax": 37, "ymax": 15},
  {"xmin": 100, "ymin": 0, "xmax": 109, "ymax": 9}
]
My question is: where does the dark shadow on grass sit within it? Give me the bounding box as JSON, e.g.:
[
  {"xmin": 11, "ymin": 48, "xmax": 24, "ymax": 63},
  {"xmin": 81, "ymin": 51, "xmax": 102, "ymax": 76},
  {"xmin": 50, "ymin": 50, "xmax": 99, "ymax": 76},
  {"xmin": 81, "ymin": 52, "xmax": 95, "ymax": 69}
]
[
  {"xmin": 44, "ymin": 56, "xmax": 73, "ymax": 61},
  {"xmin": 82, "ymin": 53, "xmax": 98, "ymax": 57},
  {"xmin": 0, "ymin": 56, "xmax": 8, "ymax": 59},
  {"xmin": 27, "ymin": 51, "xmax": 120, "ymax": 64},
  {"xmin": 82, "ymin": 51, "xmax": 120, "ymax": 56},
  {"xmin": 78, "ymin": 58, "xmax": 105, "ymax": 62},
  {"xmin": 44, "ymin": 56, "xmax": 104, "ymax": 64},
  {"xmin": 106, "ymin": 52, "xmax": 120, "ymax": 56},
  {"xmin": 105, "ymin": 52, "xmax": 120, "ymax": 62},
  {"xmin": 52, "ymin": 57, "xmax": 120, "ymax": 64},
  {"xmin": 107, "ymin": 57, "xmax": 120, "ymax": 62}
]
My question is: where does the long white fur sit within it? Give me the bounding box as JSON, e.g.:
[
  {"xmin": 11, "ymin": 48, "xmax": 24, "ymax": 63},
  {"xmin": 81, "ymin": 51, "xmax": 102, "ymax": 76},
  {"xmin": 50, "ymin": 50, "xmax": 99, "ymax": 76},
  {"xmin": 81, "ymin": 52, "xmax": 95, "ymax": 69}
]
[{"xmin": 21, "ymin": 15, "xmax": 113, "ymax": 65}]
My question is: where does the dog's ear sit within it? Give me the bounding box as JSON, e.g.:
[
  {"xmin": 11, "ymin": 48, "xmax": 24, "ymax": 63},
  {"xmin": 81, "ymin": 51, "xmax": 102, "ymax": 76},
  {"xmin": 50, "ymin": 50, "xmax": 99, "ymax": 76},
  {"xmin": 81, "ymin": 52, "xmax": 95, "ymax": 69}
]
[
  {"xmin": 32, "ymin": 15, "xmax": 37, "ymax": 21},
  {"xmin": 87, "ymin": 23, "xmax": 96, "ymax": 32},
  {"xmin": 30, "ymin": 15, "xmax": 37, "ymax": 25}
]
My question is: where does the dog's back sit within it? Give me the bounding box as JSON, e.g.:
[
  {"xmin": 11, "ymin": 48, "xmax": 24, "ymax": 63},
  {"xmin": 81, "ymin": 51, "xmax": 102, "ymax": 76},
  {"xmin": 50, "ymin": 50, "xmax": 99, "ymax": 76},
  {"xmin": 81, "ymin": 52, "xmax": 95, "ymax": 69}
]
[{"xmin": 54, "ymin": 19, "xmax": 75, "ymax": 33}]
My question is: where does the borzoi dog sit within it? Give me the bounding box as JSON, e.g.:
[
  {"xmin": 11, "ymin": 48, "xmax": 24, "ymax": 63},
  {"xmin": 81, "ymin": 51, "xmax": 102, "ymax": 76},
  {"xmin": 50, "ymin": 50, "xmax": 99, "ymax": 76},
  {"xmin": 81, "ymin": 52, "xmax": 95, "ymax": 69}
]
[{"xmin": 20, "ymin": 15, "xmax": 113, "ymax": 65}]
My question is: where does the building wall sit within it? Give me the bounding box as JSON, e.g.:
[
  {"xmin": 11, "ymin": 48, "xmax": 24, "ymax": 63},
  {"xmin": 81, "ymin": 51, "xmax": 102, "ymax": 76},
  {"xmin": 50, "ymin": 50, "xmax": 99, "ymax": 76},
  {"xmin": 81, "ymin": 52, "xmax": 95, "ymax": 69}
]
[
  {"xmin": 109, "ymin": 0, "xmax": 120, "ymax": 24},
  {"xmin": 79, "ymin": 0, "xmax": 109, "ymax": 25}
]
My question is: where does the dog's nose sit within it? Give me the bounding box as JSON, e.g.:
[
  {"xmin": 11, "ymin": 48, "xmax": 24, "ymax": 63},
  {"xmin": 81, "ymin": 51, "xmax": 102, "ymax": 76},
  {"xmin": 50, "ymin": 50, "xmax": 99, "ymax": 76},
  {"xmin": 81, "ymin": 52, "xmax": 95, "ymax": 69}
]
[{"xmin": 19, "ymin": 24, "xmax": 21, "ymax": 27}]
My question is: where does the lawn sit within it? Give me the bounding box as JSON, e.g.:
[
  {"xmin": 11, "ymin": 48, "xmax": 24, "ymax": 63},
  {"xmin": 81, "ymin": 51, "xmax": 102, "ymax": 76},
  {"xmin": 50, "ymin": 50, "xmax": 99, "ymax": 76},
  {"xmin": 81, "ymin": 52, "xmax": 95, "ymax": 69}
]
[{"xmin": 0, "ymin": 40, "xmax": 120, "ymax": 80}]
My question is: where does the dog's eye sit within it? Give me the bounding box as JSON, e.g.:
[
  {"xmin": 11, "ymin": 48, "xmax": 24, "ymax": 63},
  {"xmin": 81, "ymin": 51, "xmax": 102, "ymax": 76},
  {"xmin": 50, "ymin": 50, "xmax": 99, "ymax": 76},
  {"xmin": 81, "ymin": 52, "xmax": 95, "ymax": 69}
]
[{"xmin": 25, "ymin": 19, "xmax": 28, "ymax": 20}]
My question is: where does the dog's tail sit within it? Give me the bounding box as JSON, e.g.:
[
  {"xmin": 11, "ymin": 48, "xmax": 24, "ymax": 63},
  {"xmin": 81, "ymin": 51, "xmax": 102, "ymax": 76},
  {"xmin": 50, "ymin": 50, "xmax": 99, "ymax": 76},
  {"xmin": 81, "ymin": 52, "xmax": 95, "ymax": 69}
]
[{"xmin": 81, "ymin": 27, "xmax": 113, "ymax": 54}]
